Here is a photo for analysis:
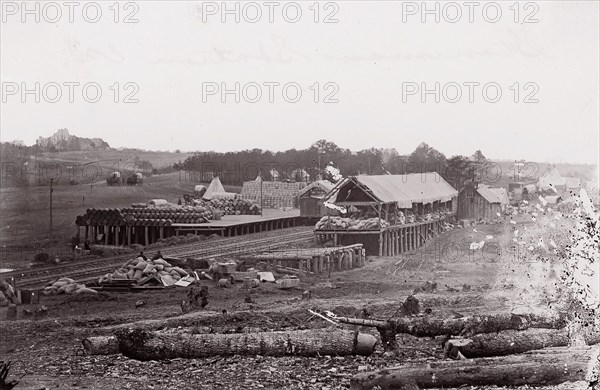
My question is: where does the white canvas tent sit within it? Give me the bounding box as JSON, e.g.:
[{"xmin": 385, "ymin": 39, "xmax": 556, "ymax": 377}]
[
  {"xmin": 202, "ymin": 176, "xmax": 226, "ymax": 200},
  {"xmin": 538, "ymin": 166, "xmax": 566, "ymax": 191}
]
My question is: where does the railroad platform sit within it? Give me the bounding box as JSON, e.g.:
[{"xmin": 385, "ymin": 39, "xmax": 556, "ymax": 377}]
[
  {"xmin": 79, "ymin": 209, "xmax": 303, "ymax": 246},
  {"xmin": 172, "ymin": 209, "xmax": 300, "ymax": 237}
]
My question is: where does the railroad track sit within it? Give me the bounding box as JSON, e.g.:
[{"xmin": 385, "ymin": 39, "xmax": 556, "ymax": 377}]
[{"xmin": 8, "ymin": 228, "xmax": 314, "ymax": 288}]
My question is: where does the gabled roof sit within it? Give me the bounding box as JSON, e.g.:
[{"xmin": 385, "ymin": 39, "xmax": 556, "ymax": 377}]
[
  {"xmin": 326, "ymin": 173, "xmax": 458, "ymax": 208},
  {"xmin": 298, "ymin": 180, "xmax": 334, "ymax": 197},
  {"xmin": 476, "ymin": 185, "xmax": 502, "ymax": 204},
  {"xmin": 489, "ymin": 187, "xmax": 509, "ymax": 204}
]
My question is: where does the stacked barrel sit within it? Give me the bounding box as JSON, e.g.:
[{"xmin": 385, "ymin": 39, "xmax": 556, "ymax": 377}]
[
  {"xmin": 76, "ymin": 205, "xmax": 213, "ymax": 227},
  {"xmin": 207, "ymin": 198, "xmax": 261, "ymax": 216}
]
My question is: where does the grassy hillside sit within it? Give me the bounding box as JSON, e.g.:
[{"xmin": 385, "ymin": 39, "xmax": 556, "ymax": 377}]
[
  {"xmin": 37, "ymin": 149, "xmax": 192, "ymax": 169},
  {"xmin": 0, "ymin": 172, "xmax": 241, "ymax": 267}
]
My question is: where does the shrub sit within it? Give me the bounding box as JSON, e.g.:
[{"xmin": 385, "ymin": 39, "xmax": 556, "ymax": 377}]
[{"xmin": 34, "ymin": 252, "xmax": 51, "ymax": 264}]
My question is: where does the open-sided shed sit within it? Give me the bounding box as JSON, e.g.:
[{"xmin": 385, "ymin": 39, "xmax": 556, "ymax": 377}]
[
  {"xmin": 317, "ymin": 173, "xmax": 458, "ymax": 256},
  {"xmin": 323, "ymin": 173, "xmax": 458, "ymax": 224}
]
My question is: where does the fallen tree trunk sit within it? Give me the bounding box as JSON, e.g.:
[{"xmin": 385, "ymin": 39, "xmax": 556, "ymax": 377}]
[
  {"xmin": 350, "ymin": 346, "xmax": 600, "ymax": 389},
  {"xmin": 82, "ymin": 336, "xmax": 120, "ymax": 355},
  {"xmin": 444, "ymin": 328, "xmax": 600, "ymax": 359},
  {"xmin": 337, "ymin": 312, "xmax": 567, "ymax": 338},
  {"xmin": 115, "ymin": 328, "xmax": 377, "ymax": 361}
]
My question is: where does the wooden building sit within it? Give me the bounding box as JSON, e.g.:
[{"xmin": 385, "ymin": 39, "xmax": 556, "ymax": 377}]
[
  {"xmin": 316, "ymin": 173, "xmax": 458, "ymax": 256},
  {"xmin": 298, "ymin": 180, "xmax": 335, "ymax": 219},
  {"xmin": 457, "ymin": 184, "xmax": 508, "ymax": 221}
]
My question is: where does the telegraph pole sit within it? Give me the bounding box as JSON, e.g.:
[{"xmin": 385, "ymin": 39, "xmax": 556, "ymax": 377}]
[
  {"xmin": 260, "ymin": 176, "xmax": 263, "ymax": 217},
  {"xmin": 49, "ymin": 177, "xmax": 54, "ymax": 242}
]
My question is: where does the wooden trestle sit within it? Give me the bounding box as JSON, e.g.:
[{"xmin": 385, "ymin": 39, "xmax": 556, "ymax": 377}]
[{"xmin": 315, "ymin": 218, "xmax": 449, "ymax": 257}]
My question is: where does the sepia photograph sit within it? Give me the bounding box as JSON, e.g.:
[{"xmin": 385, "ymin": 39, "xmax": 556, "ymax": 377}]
[{"xmin": 0, "ymin": 1, "xmax": 599, "ymax": 389}]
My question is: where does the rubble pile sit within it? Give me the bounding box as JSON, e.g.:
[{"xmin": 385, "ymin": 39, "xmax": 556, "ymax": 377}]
[
  {"xmin": 42, "ymin": 278, "xmax": 97, "ymax": 295},
  {"xmin": 315, "ymin": 217, "xmax": 390, "ymax": 231},
  {"xmin": 99, "ymin": 257, "xmax": 189, "ymax": 285}
]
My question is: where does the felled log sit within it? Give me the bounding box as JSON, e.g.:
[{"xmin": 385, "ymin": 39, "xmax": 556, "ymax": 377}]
[
  {"xmin": 350, "ymin": 346, "xmax": 600, "ymax": 389},
  {"xmin": 82, "ymin": 336, "xmax": 120, "ymax": 355},
  {"xmin": 115, "ymin": 328, "xmax": 377, "ymax": 361},
  {"xmin": 336, "ymin": 312, "xmax": 567, "ymax": 338},
  {"xmin": 444, "ymin": 327, "xmax": 600, "ymax": 359}
]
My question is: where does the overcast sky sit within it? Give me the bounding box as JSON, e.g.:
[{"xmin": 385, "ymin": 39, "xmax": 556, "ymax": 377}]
[{"xmin": 1, "ymin": 1, "xmax": 598, "ymax": 164}]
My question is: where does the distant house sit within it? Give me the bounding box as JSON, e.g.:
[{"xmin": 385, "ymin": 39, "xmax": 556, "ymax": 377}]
[
  {"xmin": 291, "ymin": 168, "xmax": 310, "ymax": 183},
  {"xmin": 458, "ymin": 184, "xmax": 507, "ymax": 220},
  {"xmin": 565, "ymin": 177, "xmax": 581, "ymax": 192},
  {"xmin": 269, "ymin": 169, "xmax": 280, "ymax": 181}
]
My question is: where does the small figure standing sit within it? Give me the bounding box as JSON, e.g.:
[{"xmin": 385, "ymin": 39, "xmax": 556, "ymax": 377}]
[{"xmin": 70, "ymin": 236, "xmax": 80, "ymax": 254}]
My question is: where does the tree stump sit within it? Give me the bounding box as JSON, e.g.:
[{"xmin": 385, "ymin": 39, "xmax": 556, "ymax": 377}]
[
  {"xmin": 6, "ymin": 304, "xmax": 17, "ymax": 320},
  {"xmin": 181, "ymin": 286, "xmax": 208, "ymax": 313}
]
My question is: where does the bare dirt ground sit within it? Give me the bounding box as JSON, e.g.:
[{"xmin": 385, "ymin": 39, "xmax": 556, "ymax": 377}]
[{"xmin": 0, "ymin": 215, "xmax": 590, "ymax": 390}]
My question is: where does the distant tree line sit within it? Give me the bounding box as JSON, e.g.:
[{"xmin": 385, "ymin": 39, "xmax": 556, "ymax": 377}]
[{"xmin": 174, "ymin": 140, "xmax": 493, "ymax": 190}]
